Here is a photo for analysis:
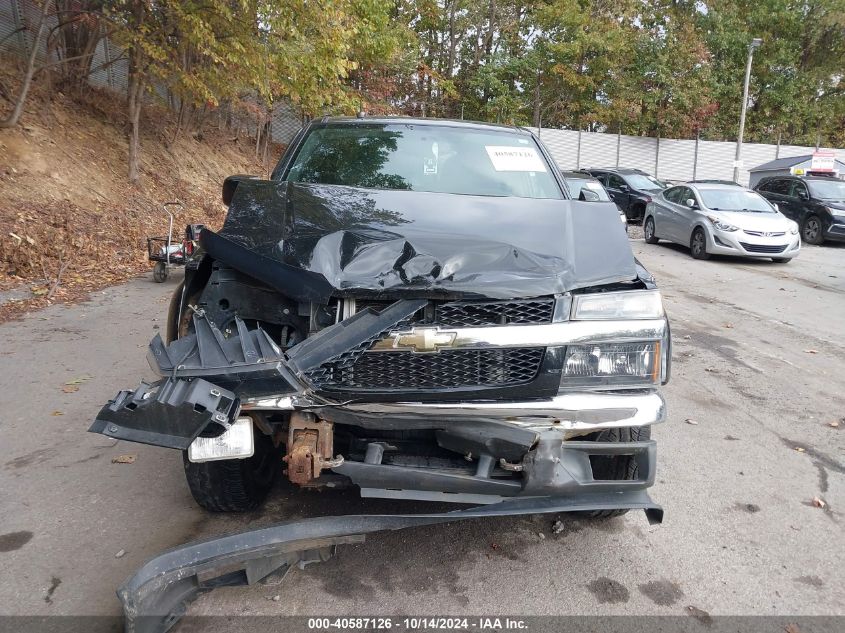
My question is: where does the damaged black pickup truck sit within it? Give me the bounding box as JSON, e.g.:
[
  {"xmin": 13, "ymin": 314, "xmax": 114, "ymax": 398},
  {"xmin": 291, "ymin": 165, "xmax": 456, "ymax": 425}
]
[{"xmin": 92, "ymin": 117, "xmax": 670, "ymax": 629}]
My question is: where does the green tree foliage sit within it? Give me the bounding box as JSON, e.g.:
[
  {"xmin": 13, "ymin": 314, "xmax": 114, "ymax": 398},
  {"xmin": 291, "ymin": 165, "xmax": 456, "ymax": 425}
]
[{"xmin": 5, "ymin": 0, "xmax": 841, "ymax": 180}]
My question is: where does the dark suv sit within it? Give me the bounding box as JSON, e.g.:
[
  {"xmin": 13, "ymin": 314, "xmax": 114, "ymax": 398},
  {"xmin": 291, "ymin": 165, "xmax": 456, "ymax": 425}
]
[
  {"xmin": 754, "ymin": 175, "xmax": 845, "ymax": 244},
  {"xmin": 585, "ymin": 168, "xmax": 667, "ymax": 222}
]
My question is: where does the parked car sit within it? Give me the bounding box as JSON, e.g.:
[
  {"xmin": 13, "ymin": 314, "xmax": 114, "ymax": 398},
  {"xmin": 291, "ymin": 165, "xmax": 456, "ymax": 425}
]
[
  {"xmin": 92, "ymin": 118, "xmax": 671, "ymax": 626},
  {"xmin": 585, "ymin": 168, "xmax": 667, "ymax": 222},
  {"xmin": 643, "ymin": 182, "xmax": 800, "ymax": 263},
  {"xmin": 562, "ymin": 170, "xmax": 627, "ymax": 232},
  {"xmin": 754, "ymin": 175, "xmax": 845, "ymax": 245}
]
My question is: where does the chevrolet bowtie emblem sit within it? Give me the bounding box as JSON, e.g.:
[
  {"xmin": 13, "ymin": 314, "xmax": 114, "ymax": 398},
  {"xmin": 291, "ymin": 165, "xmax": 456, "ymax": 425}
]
[{"xmin": 384, "ymin": 327, "xmax": 458, "ymax": 353}]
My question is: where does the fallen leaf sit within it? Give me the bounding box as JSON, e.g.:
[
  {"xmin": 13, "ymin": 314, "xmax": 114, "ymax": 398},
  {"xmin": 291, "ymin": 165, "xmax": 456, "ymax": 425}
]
[
  {"xmin": 51, "ymin": 410, "xmax": 64, "ymax": 416},
  {"xmin": 61, "ymin": 384, "xmax": 79, "ymax": 393},
  {"xmin": 537, "ymin": 532, "xmax": 545, "ymax": 539},
  {"xmin": 811, "ymin": 496, "xmax": 826, "ymax": 509},
  {"xmin": 64, "ymin": 375, "xmax": 92, "ymax": 385},
  {"xmin": 115, "ymin": 549, "xmax": 126, "ymax": 559},
  {"xmin": 686, "ymin": 606, "xmax": 712, "ymax": 625},
  {"xmin": 111, "ymin": 454, "xmax": 137, "ymax": 464},
  {"xmin": 705, "ymin": 367, "xmax": 717, "ymax": 373},
  {"xmin": 685, "ymin": 418, "xmax": 699, "ymax": 425},
  {"xmin": 828, "ymin": 420, "xmax": 841, "ymax": 428},
  {"xmin": 785, "ymin": 624, "xmax": 803, "ymax": 633},
  {"xmin": 683, "ymin": 335, "xmax": 691, "ymax": 340},
  {"xmin": 794, "ymin": 447, "xmax": 806, "ymax": 453},
  {"xmin": 803, "ymin": 349, "xmax": 818, "ymax": 354},
  {"xmin": 552, "ymin": 520, "xmax": 564, "ymax": 534}
]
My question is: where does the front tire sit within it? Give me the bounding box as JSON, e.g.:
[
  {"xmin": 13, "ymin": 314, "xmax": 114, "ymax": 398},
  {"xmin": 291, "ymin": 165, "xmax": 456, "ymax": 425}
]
[
  {"xmin": 801, "ymin": 215, "xmax": 824, "ymax": 245},
  {"xmin": 643, "ymin": 217, "xmax": 659, "ymax": 244},
  {"xmin": 579, "ymin": 426, "xmax": 652, "ymax": 519},
  {"xmin": 183, "ymin": 425, "xmax": 281, "ymax": 512},
  {"xmin": 690, "ymin": 227, "xmax": 710, "ymax": 260}
]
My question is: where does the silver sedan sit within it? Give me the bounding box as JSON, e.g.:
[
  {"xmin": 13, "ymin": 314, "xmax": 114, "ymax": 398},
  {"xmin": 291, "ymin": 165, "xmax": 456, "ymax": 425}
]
[{"xmin": 642, "ymin": 182, "xmax": 801, "ymax": 263}]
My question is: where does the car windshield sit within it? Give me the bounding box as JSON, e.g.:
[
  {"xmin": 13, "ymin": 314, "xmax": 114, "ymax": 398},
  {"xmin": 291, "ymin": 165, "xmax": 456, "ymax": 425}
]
[
  {"xmin": 625, "ymin": 174, "xmax": 665, "ymax": 190},
  {"xmin": 284, "ymin": 123, "xmax": 562, "ymax": 199},
  {"xmin": 567, "ymin": 178, "xmax": 611, "ymax": 201},
  {"xmin": 699, "ymin": 189, "xmax": 775, "ymax": 213},
  {"xmin": 807, "ymin": 179, "xmax": 845, "ymax": 201}
]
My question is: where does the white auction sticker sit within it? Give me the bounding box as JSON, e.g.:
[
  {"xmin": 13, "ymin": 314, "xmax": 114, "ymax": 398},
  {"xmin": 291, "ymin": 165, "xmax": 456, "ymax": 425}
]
[{"xmin": 485, "ymin": 146, "xmax": 547, "ymax": 172}]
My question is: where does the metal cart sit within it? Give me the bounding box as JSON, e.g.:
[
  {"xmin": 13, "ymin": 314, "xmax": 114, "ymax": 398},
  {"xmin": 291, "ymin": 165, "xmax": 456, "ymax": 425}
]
[{"xmin": 146, "ymin": 201, "xmax": 194, "ymax": 283}]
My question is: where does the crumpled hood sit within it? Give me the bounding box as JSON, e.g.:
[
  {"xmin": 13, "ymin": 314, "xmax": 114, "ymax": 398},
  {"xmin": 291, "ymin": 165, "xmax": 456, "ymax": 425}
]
[{"xmin": 207, "ymin": 180, "xmax": 637, "ymax": 301}]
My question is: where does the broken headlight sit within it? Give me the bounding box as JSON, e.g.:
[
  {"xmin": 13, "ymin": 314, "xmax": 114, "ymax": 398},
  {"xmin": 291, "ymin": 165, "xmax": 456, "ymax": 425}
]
[{"xmin": 562, "ymin": 342, "xmax": 662, "ymax": 387}]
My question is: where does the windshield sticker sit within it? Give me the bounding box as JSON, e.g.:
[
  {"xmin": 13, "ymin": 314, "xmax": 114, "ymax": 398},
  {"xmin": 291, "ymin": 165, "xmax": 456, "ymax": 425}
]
[
  {"xmin": 424, "ymin": 142, "xmax": 439, "ymax": 175},
  {"xmin": 485, "ymin": 146, "xmax": 547, "ymax": 172}
]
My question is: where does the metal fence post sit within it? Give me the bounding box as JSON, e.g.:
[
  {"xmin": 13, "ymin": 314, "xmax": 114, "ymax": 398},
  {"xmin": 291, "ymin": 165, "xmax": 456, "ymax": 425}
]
[
  {"xmin": 103, "ymin": 36, "xmax": 115, "ymax": 90},
  {"xmin": 654, "ymin": 133, "xmax": 660, "ymax": 177},
  {"xmin": 10, "ymin": 0, "xmax": 28, "ymax": 54},
  {"xmin": 616, "ymin": 126, "xmax": 621, "ymax": 168},
  {"xmin": 576, "ymin": 129, "xmax": 582, "ymax": 169},
  {"xmin": 693, "ymin": 132, "xmax": 700, "ymax": 180}
]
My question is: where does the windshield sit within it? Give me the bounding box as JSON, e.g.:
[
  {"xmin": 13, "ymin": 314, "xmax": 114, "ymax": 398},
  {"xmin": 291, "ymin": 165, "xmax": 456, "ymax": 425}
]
[
  {"xmin": 284, "ymin": 123, "xmax": 562, "ymax": 199},
  {"xmin": 807, "ymin": 179, "xmax": 845, "ymax": 201},
  {"xmin": 567, "ymin": 178, "xmax": 611, "ymax": 201},
  {"xmin": 699, "ymin": 189, "xmax": 775, "ymax": 213},
  {"xmin": 625, "ymin": 174, "xmax": 665, "ymax": 190}
]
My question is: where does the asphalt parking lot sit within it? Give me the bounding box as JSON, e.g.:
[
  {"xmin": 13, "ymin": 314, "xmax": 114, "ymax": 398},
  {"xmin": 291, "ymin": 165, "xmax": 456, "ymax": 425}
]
[{"xmin": 0, "ymin": 237, "xmax": 843, "ymax": 626}]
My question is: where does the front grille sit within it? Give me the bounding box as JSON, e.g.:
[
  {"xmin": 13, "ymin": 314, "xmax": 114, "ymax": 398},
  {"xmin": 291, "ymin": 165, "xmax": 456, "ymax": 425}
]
[
  {"xmin": 311, "ymin": 347, "xmax": 545, "ymax": 390},
  {"xmin": 435, "ymin": 299, "xmax": 554, "ymax": 327},
  {"xmin": 743, "ymin": 230, "xmax": 785, "ymax": 237},
  {"xmin": 739, "ymin": 242, "xmax": 788, "ymax": 254}
]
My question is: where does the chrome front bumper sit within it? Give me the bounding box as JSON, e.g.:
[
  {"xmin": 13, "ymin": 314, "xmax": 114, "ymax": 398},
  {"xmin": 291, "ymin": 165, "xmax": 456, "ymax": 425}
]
[{"xmin": 241, "ymin": 390, "xmax": 666, "ymax": 434}]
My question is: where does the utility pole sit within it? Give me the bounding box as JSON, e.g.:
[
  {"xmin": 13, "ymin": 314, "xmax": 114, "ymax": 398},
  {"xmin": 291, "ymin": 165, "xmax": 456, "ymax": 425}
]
[{"xmin": 733, "ymin": 38, "xmax": 763, "ymax": 183}]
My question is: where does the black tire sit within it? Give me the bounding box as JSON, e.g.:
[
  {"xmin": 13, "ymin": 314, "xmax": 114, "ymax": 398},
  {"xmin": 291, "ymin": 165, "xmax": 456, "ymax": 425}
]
[
  {"xmin": 690, "ymin": 227, "xmax": 710, "ymax": 260},
  {"xmin": 643, "ymin": 217, "xmax": 659, "ymax": 244},
  {"xmin": 153, "ymin": 261, "xmax": 168, "ymax": 283},
  {"xmin": 628, "ymin": 204, "xmax": 645, "ymax": 223},
  {"xmin": 579, "ymin": 426, "xmax": 652, "ymax": 519},
  {"xmin": 801, "ymin": 215, "xmax": 824, "ymax": 245},
  {"xmin": 183, "ymin": 426, "xmax": 281, "ymax": 512},
  {"xmin": 771, "ymin": 257, "xmax": 791, "ymax": 264}
]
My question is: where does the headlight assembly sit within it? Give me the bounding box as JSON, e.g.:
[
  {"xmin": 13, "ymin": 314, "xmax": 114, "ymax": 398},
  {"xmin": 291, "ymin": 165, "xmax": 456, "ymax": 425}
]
[
  {"xmin": 562, "ymin": 342, "xmax": 661, "ymax": 387},
  {"xmin": 571, "ymin": 290, "xmax": 664, "ymax": 320},
  {"xmin": 789, "ymin": 223, "xmax": 799, "ymax": 235},
  {"xmin": 706, "ymin": 215, "xmax": 739, "ymax": 232}
]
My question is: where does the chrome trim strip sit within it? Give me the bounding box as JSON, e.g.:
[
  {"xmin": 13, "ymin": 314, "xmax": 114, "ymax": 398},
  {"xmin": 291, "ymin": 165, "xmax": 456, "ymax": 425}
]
[
  {"xmin": 242, "ymin": 391, "xmax": 666, "ymax": 432},
  {"xmin": 369, "ymin": 319, "xmax": 666, "ymax": 352}
]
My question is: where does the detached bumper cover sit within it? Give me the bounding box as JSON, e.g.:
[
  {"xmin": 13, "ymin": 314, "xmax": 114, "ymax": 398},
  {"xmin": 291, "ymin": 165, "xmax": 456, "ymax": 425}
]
[{"xmin": 120, "ymin": 493, "xmax": 662, "ymax": 633}]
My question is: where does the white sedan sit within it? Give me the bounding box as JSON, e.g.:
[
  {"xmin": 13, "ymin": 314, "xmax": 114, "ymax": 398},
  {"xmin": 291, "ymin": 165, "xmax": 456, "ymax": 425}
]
[{"xmin": 643, "ymin": 182, "xmax": 801, "ymax": 263}]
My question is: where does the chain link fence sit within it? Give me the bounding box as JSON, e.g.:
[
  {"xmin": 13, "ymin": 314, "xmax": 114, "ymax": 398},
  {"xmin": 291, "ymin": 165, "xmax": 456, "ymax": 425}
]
[{"xmin": 1, "ymin": 0, "xmax": 303, "ymax": 144}]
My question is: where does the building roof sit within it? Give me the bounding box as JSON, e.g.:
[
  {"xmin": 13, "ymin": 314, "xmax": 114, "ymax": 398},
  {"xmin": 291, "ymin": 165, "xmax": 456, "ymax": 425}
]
[{"xmin": 749, "ymin": 154, "xmax": 845, "ymax": 172}]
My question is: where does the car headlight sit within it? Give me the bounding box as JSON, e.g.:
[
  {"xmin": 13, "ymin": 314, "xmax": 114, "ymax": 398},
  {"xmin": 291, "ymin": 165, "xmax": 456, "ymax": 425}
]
[
  {"xmin": 789, "ymin": 222, "xmax": 799, "ymax": 235},
  {"xmin": 706, "ymin": 215, "xmax": 738, "ymax": 232},
  {"xmin": 563, "ymin": 342, "xmax": 662, "ymax": 386},
  {"xmin": 571, "ymin": 290, "xmax": 664, "ymax": 320}
]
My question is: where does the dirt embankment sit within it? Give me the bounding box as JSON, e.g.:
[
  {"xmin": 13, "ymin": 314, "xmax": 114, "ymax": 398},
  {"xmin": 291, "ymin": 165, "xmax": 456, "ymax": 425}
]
[{"xmin": 0, "ymin": 63, "xmax": 275, "ymax": 321}]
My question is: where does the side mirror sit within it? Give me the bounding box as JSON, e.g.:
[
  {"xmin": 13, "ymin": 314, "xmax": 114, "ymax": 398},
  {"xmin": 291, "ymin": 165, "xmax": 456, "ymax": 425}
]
[
  {"xmin": 579, "ymin": 189, "xmax": 601, "ymax": 202},
  {"xmin": 772, "ymin": 202, "xmax": 780, "ymax": 212},
  {"xmin": 797, "ymin": 190, "xmax": 809, "ymax": 201},
  {"xmin": 619, "ymin": 184, "xmax": 630, "ymax": 192},
  {"xmin": 222, "ymin": 174, "xmax": 260, "ymax": 206},
  {"xmin": 685, "ymin": 198, "xmax": 698, "ymax": 209}
]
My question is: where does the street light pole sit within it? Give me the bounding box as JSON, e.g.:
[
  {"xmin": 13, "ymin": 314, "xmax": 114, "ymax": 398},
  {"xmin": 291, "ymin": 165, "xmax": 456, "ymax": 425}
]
[{"xmin": 733, "ymin": 38, "xmax": 763, "ymax": 184}]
